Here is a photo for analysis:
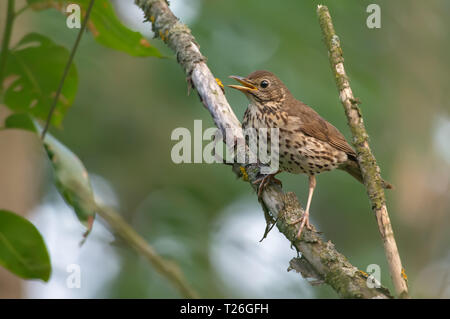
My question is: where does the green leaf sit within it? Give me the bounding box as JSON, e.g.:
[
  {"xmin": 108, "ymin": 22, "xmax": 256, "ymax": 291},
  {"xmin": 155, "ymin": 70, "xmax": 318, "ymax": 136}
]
[
  {"xmin": 2, "ymin": 33, "xmax": 78, "ymax": 126},
  {"xmin": 44, "ymin": 132, "xmax": 96, "ymax": 235},
  {"xmin": 0, "ymin": 210, "xmax": 51, "ymax": 281},
  {"xmin": 4, "ymin": 113, "xmax": 38, "ymax": 133},
  {"xmin": 3, "ymin": 115, "xmax": 95, "ymax": 236},
  {"xmin": 27, "ymin": 0, "xmax": 162, "ymax": 57}
]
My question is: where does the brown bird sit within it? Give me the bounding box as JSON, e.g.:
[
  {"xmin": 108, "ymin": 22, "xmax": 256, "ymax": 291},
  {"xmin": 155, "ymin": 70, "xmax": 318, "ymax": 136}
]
[{"xmin": 228, "ymin": 70, "xmax": 392, "ymax": 238}]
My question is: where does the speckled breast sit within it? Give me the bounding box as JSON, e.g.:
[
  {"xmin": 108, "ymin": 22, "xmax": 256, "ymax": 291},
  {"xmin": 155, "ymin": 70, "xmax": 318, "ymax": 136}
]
[
  {"xmin": 278, "ymin": 130, "xmax": 348, "ymax": 175},
  {"xmin": 243, "ymin": 105, "xmax": 348, "ymax": 176}
]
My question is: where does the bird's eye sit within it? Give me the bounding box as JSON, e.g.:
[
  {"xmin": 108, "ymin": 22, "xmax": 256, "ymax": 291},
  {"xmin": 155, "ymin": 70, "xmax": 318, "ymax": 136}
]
[{"xmin": 260, "ymin": 80, "xmax": 269, "ymax": 88}]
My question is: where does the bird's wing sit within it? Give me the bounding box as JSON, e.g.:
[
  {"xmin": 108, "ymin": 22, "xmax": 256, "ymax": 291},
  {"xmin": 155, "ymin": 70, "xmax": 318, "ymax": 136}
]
[{"xmin": 285, "ymin": 98, "xmax": 356, "ymax": 157}]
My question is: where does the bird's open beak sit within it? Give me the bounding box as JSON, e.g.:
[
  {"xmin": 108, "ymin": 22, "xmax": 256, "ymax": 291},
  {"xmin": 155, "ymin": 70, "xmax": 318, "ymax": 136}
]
[{"xmin": 228, "ymin": 76, "xmax": 257, "ymax": 92}]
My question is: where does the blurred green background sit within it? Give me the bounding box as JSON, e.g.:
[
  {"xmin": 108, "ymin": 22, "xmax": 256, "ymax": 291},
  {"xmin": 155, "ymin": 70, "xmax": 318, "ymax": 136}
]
[{"xmin": 0, "ymin": 0, "xmax": 449, "ymax": 298}]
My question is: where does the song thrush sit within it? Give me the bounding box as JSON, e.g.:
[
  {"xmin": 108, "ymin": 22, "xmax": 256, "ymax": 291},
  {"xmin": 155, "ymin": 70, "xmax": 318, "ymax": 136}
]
[{"xmin": 228, "ymin": 70, "xmax": 392, "ymax": 238}]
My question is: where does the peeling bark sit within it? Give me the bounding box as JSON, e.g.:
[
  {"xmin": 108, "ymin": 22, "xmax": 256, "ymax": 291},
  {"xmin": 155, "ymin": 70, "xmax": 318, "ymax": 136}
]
[{"xmin": 136, "ymin": 0, "xmax": 393, "ymax": 298}]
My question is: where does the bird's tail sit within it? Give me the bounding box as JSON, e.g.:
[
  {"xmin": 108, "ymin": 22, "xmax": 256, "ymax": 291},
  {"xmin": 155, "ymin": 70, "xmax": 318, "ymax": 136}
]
[{"xmin": 339, "ymin": 158, "xmax": 393, "ymax": 190}]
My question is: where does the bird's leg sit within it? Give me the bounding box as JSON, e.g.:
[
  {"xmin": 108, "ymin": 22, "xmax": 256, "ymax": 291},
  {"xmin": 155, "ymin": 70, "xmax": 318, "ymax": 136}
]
[
  {"xmin": 289, "ymin": 175, "xmax": 316, "ymax": 239},
  {"xmin": 253, "ymin": 170, "xmax": 282, "ymax": 197}
]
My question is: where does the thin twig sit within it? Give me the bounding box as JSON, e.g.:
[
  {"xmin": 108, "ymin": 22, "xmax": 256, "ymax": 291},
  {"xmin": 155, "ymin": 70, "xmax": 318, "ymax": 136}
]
[
  {"xmin": 35, "ymin": 132, "xmax": 199, "ymax": 297},
  {"xmin": 94, "ymin": 203, "xmax": 199, "ymax": 298},
  {"xmin": 41, "ymin": 0, "xmax": 95, "ymax": 139},
  {"xmin": 0, "ymin": 0, "xmax": 15, "ymax": 94},
  {"xmin": 62, "ymin": 182, "xmax": 199, "ymax": 298},
  {"xmin": 316, "ymin": 5, "xmax": 408, "ymax": 298},
  {"xmin": 29, "ymin": 0, "xmax": 198, "ymax": 298},
  {"xmin": 136, "ymin": 0, "xmax": 392, "ymax": 298},
  {"xmin": 15, "ymin": 3, "xmax": 30, "ymax": 18}
]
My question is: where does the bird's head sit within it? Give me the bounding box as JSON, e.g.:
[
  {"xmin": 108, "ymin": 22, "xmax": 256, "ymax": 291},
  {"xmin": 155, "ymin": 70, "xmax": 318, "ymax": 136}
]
[{"xmin": 228, "ymin": 70, "xmax": 289, "ymax": 104}]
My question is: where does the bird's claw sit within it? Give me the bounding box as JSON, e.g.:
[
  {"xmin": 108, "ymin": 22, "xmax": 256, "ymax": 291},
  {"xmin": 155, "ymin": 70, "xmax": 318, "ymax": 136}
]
[
  {"xmin": 253, "ymin": 174, "xmax": 282, "ymax": 197},
  {"xmin": 289, "ymin": 213, "xmax": 312, "ymax": 239}
]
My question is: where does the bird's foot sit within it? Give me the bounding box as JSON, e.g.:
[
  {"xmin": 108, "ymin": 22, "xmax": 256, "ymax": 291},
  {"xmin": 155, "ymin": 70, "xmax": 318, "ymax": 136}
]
[
  {"xmin": 253, "ymin": 174, "xmax": 282, "ymax": 197},
  {"xmin": 288, "ymin": 211, "xmax": 312, "ymax": 239}
]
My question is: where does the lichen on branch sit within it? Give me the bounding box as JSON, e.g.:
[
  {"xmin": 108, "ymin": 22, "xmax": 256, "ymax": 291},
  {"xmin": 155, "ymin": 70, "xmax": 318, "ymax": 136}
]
[
  {"xmin": 317, "ymin": 4, "xmax": 408, "ymax": 298},
  {"xmin": 136, "ymin": 0, "xmax": 393, "ymax": 298}
]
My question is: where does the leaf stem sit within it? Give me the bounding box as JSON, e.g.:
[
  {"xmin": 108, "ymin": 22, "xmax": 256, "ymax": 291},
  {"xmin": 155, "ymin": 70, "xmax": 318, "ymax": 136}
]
[
  {"xmin": 41, "ymin": 0, "xmax": 95, "ymax": 139},
  {"xmin": 0, "ymin": 0, "xmax": 15, "ymax": 95},
  {"xmin": 15, "ymin": 3, "xmax": 30, "ymax": 18}
]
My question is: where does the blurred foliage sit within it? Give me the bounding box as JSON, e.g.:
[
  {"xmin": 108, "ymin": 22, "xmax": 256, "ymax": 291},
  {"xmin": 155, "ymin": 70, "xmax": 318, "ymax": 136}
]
[
  {"xmin": 3, "ymin": 33, "xmax": 77, "ymax": 126},
  {"xmin": 0, "ymin": 0, "xmax": 162, "ymax": 282},
  {"xmin": 0, "ymin": 0, "xmax": 449, "ymax": 298},
  {"xmin": 0, "ymin": 209, "xmax": 51, "ymax": 281},
  {"xmin": 27, "ymin": 0, "xmax": 162, "ymax": 57},
  {"xmin": 39, "ymin": 122, "xmax": 96, "ymax": 235}
]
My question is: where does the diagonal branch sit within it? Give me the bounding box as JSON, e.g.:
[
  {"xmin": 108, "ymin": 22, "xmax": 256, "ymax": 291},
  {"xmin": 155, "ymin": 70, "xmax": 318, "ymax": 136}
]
[
  {"xmin": 94, "ymin": 203, "xmax": 199, "ymax": 298},
  {"xmin": 41, "ymin": 0, "xmax": 95, "ymax": 139},
  {"xmin": 136, "ymin": 0, "xmax": 393, "ymax": 298},
  {"xmin": 317, "ymin": 5, "xmax": 408, "ymax": 298},
  {"xmin": 68, "ymin": 183, "xmax": 199, "ymax": 298}
]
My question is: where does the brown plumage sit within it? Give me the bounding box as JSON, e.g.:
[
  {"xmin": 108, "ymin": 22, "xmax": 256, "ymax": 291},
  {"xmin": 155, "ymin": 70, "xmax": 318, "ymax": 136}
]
[
  {"xmin": 228, "ymin": 70, "xmax": 392, "ymax": 238},
  {"xmin": 285, "ymin": 98, "xmax": 356, "ymax": 156}
]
